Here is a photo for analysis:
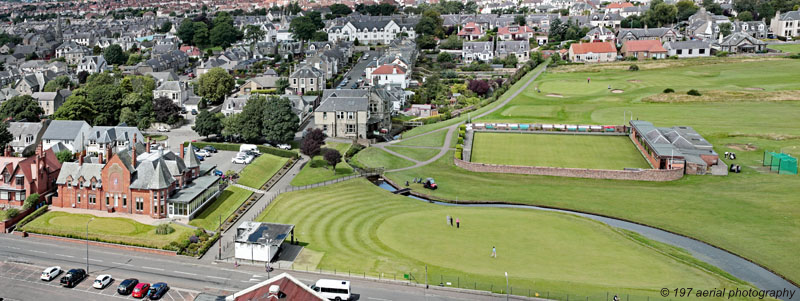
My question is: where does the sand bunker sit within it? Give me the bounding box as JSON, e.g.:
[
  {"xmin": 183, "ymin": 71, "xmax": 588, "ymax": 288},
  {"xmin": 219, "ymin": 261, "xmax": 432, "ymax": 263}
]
[
  {"xmin": 611, "ymin": 89, "xmax": 624, "ymax": 94},
  {"xmin": 726, "ymin": 143, "xmax": 758, "ymax": 151},
  {"xmin": 744, "ymin": 87, "xmax": 765, "ymax": 91},
  {"xmin": 628, "ymin": 79, "xmax": 642, "ymax": 83},
  {"xmin": 546, "ymin": 94, "xmax": 564, "ymax": 98}
]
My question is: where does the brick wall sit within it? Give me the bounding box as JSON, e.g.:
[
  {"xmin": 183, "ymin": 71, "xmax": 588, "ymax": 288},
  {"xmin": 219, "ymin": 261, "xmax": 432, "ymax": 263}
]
[
  {"xmin": 454, "ymin": 159, "xmax": 684, "ymax": 181},
  {"xmin": 0, "ymin": 207, "xmax": 35, "ymax": 233}
]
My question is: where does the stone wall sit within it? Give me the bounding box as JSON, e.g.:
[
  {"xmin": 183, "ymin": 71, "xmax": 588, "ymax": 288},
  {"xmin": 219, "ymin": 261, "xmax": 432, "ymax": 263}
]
[{"xmin": 454, "ymin": 159, "xmax": 684, "ymax": 181}]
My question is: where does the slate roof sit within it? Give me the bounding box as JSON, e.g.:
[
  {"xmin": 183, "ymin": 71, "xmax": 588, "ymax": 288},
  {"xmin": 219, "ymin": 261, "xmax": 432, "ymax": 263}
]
[
  {"xmin": 777, "ymin": 10, "xmax": 800, "ymax": 21},
  {"xmin": 42, "ymin": 120, "xmax": 90, "ymax": 141},
  {"xmin": 87, "ymin": 125, "xmax": 143, "ymax": 145},
  {"xmin": 184, "ymin": 143, "xmax": 201, "ymax": 168},
  {"xmin": 717, "ymin": 32, "xmax": 766, "ymax": 46},
  {"xmin": 56, "ymin": 162, "xmax": 104, "ymax": 186},
  {"xmin": 290, "ymin": 64, "xmax": 323, "ymax": 78},
  {"xmin": 317, "ymin": 89, "xmax": 368, "ymax": 112}
]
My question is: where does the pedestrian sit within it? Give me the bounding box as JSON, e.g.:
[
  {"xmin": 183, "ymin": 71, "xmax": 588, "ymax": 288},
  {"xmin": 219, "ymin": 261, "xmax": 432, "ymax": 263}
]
[
  {"xmin": 587, "ymin": 77, "xmax": 591, "ymax": 84},
  {"xmin": 491, "ymin": 246, "xmax": 497, "ymax": 258},
  {"xmin": 446, "ymin": 215, "xmax": 451, "ymax": 226},
  {"xmin": 406, "ymin": 180, "xmax": 409, "ymax": 186},
  {"xmin": 456, "ymin": 218, "xmax": 460, "ymax": 228},
  {"xmin": 450, "ymin": 216, "xmax": 454, "ymax": 226},
  {"xmin": 608, "ymin": 84, "xmax": 611, "ymax": 90},
  {"xmin": 614, "ymin": 295, "xmax": 619, "ymax": 301}
]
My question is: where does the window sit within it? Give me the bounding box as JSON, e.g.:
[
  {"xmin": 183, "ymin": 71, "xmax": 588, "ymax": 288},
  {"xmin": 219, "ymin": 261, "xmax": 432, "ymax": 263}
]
[
  {"xmin": 676, "ymin": 49, "xmax": 682, "ymax": 55},
  {"xmin": 699, "ymin": 49, "xmax": 705, "ymax": 54},
  {"xmin": 123, "ymin": 194, "xmax": 127, "ymax": 207},
  {"xmin": 292, "ymin": 79, "xmax": 297, "ymax": 85},
  {"xmin": 76, "ymin": 193, "xmax": 81, "ymax": 204},
  {"xmin": 347, "ymin": 112, "xmax": 354, "ymax": 120},
  {"xmin": 336, "ymin": 112, "xmax": 344, "ymax": 119},
  {"xmin": 346, "ymin": 124, "xmax": 356, "ymax": 133},
  {"xmin": 105, "ymin": 193, "xmax": 110, "ymax": 206},
  {"xmin": 322, "ymin": 112, "xmax": 327, "ymax": 120},
  {"xmin": 0, "ymin": 191, "xmax": 8, "ymax": 200},
  {"xmin": 301, "ymin": 78, "xmax": 305, "ymax": 85},
  {"xmin": 15, "ymin": 177, "xmax": 23, "ymax": 186},
  {"xmin": 135, "ymin": 197, "xmax": 143, "ymax": 211},
  {"xmin": 310, "ymin": 78, "xmax": 314, "ymax": 85},
  {"xmin": 16, "ymin": 191, "xmax": 24, "ymax": 201},
  {"xmin": 89, "ymin": 194, "xmax": 96, "ymax": 204}
]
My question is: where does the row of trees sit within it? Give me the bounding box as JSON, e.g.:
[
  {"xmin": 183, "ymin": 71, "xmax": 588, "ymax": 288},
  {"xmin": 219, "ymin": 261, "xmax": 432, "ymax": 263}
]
[
  {"xmin": 193, "ymin": 95, "xmax": 299, "ymax": 144},
  {"xmin": 549, "ymin": 18, "xmax": 591, "ymax": 43},
  {"xmin": 289, "ymin": 11, "xmax": 328, "ymax": 42},
  {"xmin": 733, "ymin": 0, "xmax": 800, "ymax": 22},
  {"xmin": 416, "ymin": 10, "xmax": 446, "ymax": 49},
  {"xmin": 177, "ymin": 11, "xmax": 243, "ymax": 49}
]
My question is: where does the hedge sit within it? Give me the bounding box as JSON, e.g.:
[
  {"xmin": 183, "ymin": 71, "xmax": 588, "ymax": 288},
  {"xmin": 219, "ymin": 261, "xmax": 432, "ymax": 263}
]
[
  {"xmin": 16, "ymin": 205, "xmax": 48, "ymax": 228},
  {"xmin": 185, "ymin": 142, "xmax": 298, "ymax": 158},
  {"xmin": 455, "ymin": 150, "xmax": 462, "ymax": 160},
  {"xmin": 197, "ymin": 231, "xmax": 221, "ymax": 257}
]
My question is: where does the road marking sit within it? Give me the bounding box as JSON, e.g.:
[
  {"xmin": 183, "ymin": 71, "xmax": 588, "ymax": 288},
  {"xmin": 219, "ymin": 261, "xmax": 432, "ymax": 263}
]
[
  {"xmin": 248, "ymin": 278, "xmax": 260, "ymax": 282},
  {"xmin": 29, "ymin": 250, "xmax": 45, "ymax": 254},
  {"xmin": 89, "ymin": 258, "xmax": 103, "ymax": 262},
  {"xmin": 56, "ymin": 254, "xmax": 74, "ymax": 258},
  {"xmin": 112, "ymin": 262, "xmax": 133, "ymax": 266},
  {"xmin": 142, "ymin": 266, "xmax": 165, "ymax": 271},
  {"xmin": 173, "ymin": 271, "xmax": 197, "ymax": 276},
  {"xmin": 206, "ymin": 275, "xmax": 227, "ymax": 280},
  {"xmin": 368, "ymin": 298, "xmax": 393, "ymax": 301}
]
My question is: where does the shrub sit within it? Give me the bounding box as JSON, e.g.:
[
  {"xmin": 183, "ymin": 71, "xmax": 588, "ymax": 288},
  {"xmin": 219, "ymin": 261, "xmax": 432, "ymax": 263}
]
[
  {"xmin": 457, "ymin": 136, "xmax": 464, "ymax": 144},
  {"xmin": 23, "ymin": 193, "xmax": 40, "ymax": 210},
  {"xmin": 345, "ymin": 143, "xmax": 365, "ymax": 159},
  {"xmin": 16, "ymin": 205, "xmax": 47, "ymax": 228},
  {"xmin": 455, "ymin": 150, "xmax": 462, "ymax": 160},
  {"xmin": 663, "ymin": 88, "xmax": 675, "ymax": 93},
  {"xmin": 458, "ymin": 130, "xmax": 465, "ymax": 137},
  {"xmin": 6, "ymin": 208, "xmax": 19, "ymax": 219},
  {"xmin": 687, "ymin": 89, "xmax": 702, "ymax": 96},
  {"xmin": 716, "ymin": 51, "xmax": 729, "ymax": 57},
  {"xmin": 155, "ymin": 224, "xmax": 175, "ymax": 235},
  {"xmin": 459, "ymin": 124, "xmax": 466, "ymax": 131},
  {"xmin": 628, "ymin": 64, "xmax": 639, "ymax": 71}
]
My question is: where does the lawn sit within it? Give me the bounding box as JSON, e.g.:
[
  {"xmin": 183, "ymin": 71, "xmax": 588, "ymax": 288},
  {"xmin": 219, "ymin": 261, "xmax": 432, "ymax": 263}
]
[
  {"xmin": 22, "ymin": 211, "xmax": 193, "ymax": 249},
  {"xmin": 768, "ymin": 43, "xmax": 800, "ymax": 53},
  {"xmin": 189, "ymin": 186, "xmax": 252, "ymax": 231},
  {"xmin": 290, "ymin": 142, "xmax": 355, "ymax": 187},
  {"xmin": 256, "ymin": 179, "xmax": 747, "ymax": 298},
  {"xmin": 351, "ymin": 147, "xmax": 415, "ymax": 170},
  {"xmin": 394, "ymin": 129, "xmax": 448, "ymax": 147},
  {"xmin": 144, "ymin": 134, "xmax": 167, "ymax": 141},
  {"xmin": 236, "ymin": 154, "xmax": 289, "ymax": 189},
  {"xmin": 470, "ymin": 133, "xmax": 650, "ymax": 169},
  {"xmin": 386, "ymin": 146, "xmax": 440, "ymax": 162}
]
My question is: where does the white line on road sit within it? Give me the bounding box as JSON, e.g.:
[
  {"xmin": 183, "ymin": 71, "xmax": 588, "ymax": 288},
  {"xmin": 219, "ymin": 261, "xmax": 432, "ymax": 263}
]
[
  {"xmin": 87, "ymin": 258, "xmax": 103, "ymax": 262},
  {"xmin": 111, "ymin": 262, "xmax": 133, "ymax": 266},
  {"xmin": 29, "ymin": 250, "xmax": 45, "ymax": 254},
  {"xmin": 368, "ymin": 298, "xmax": 393, "ymax": 301},
  {"xmin": 173, "ymin": 271, "xmax": 197, "ymax": 276},
  {"xmin": 206, "ymin": 275, "xmax": 227, "ymax": 280},
  {"xmin": 56, "ymin": 254, "xmax": 74, "ymax": 258},
  {"xmin": 142, "ymin": 266, "xmax": 165, "ymax": 271}
]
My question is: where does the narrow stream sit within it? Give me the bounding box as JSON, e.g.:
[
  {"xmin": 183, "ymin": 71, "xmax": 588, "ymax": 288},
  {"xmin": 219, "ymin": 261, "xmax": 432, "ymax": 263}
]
[{"xmin": 373, "ymin": 180, "xmax": 799, "ymax": 299}]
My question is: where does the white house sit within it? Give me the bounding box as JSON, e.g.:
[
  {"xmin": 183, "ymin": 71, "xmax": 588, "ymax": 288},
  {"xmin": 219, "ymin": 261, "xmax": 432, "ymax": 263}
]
[
  {"xmin": 153, "ymin": 81, "xmax": 189, "ymax": 107},
  {"xmin": 369, "ymin": 64, "xmax": 407, "ymax": 88},
  {"xmin": 234, "ymin": 221, "xmax": 295, "ymax": 263},
  {"xmin": 77, "ymin": 56, "xmax": 108, "ymax": 74},
  {"xmin": 463, "ymin": 41, "xmax": 494, "ymax": 63},
  {"xmin": 770, "ymin": 9, "xmax": 800, "ymax": 38},
  {"xmin": 41, "ymin": 120, "xmax": 92, "ymax": 153},
  {"xmin": 663, "ymin": 40, "xmax": 711, "ymax": 58},
  {"xmin": 327, "ymin": 19, "xmax": 416, "ymax": 45}
]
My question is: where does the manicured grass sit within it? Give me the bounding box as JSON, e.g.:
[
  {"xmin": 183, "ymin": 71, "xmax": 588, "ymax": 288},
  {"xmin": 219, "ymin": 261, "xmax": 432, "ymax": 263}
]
[
  {"xmin": 479, "ymin": 59, "xmax": 800, "ymax": 137},
  {"xmin": 22, "ymin": 211, "xmax": 193, "ymax": 248},
  {"xmin": 395, "ymin": 129, "xmax": 447, "ymax": 147},
  {"xmin": 189, "ymin": 186, "xmax": 252, "ymax": 231},
  {"xmin": 471, "ymin": 133, "xmax": 650, "ymax": 169},
  {"xmin": 386, "ymin": 135, "xmax": 800, "ymax": 284},
  {"xmin": 256, "ymin": 179, "xmax": 745, "ymax": 298},
  {"xmin": 386, "ymin": 146, "xmax": 440, "ymax": 162},
  {"xmin": 351, "ymin": 147, "xmax": 414, "ymax": 170},
  {"xmin": 768, "ymin": 43, "xmax": 800, "ymax": 53},
  {"xmin": 236, "ymin": 154, "xmax": 289, "ymax": 189},
  {"xmin": 144, "ymin": 134, "xmax": 167, "ymax": 141},
  {"xmin": 290, "ymin": 142, "xmax": 354, "ymax": 186}
]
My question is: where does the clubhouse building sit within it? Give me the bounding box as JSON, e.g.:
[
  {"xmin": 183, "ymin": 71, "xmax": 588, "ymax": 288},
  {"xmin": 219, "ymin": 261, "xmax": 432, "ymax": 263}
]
[{"xmin": 629, "ymin": 120, "xmax": 722, "ymax": 175}]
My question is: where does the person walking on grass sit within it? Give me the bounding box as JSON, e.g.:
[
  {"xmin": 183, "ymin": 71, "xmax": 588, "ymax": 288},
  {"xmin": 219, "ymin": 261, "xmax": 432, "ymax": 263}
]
[
  {"xmin": 491, "ymin": 246, "xmax": 497, "ymax": 258},
  {"xmin": 456, "ymin": 218, "xmax": 460, "ymax": 228},
  {"xmin": 446, "ymin": 215, "xmax": 451, "ymax": 226},
  {"xmin": 587, "ymin": 77, "xmax": 591, "ymax": 84},
  {"xmin": 450, "ymin": 216, "xmax": 454, "ymax": 226}
]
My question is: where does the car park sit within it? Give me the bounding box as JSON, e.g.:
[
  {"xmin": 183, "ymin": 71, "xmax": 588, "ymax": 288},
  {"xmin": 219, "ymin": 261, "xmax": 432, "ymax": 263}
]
[
  {"xmin": 147, "ymin": 282, "xmax": 170, "ymax": 300},
  {"xmin": 196, "ymin": 149, "xmax": 212, "ymax": 157},
  {"xmin": 203, "ymin": 145, "xmax": 218, "ymax": 153},
  {"xmin": 92, "ymin": 274, "xmax": 113, "ymax": 289},
  {"xmin": 117, "ymin": 278, "xmax": 139, "ymax": 295},
  {"xmin": 60, "ymin": 268, "xmax": 87, "ymax": 288},
  {"xmin": 40, "ymin": 266, "xmax": 62, "ymax": 281},
  {"xmin": 132, "ymin": 282, "xmax": 150, "ymax": 298}
]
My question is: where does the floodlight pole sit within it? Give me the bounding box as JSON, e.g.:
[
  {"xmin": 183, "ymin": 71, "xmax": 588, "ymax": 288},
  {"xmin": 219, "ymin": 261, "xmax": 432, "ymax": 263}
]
[
  {"xmin": 86, "ymin": 217, "xmax": 94, "ymax": 274},
  {"xmin": 505, "ymin": 272, "xmax": 509, "ymax": 301}
]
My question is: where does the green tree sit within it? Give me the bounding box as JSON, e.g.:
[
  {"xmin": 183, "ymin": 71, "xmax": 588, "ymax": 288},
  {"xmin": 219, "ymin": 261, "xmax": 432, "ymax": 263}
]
[
  {"xmin": 415, "ymin": 10, "xmax": 445, "ymax": 39},
  {"xmin": 290, "ymin": 16, "xmax": 318, "ymax": 41},
  {"xmin": 437, "ymin": 52, "xmax": 453, "ymax": 63},
  {"xmin": 0, "ymin": 95, "xmax": 44, "ymax": 121},
  {"xmin": 276, "ymin": 78, "xmax": 289, "ymax": 94},
  {"xmin": 738, "ymin": 11, "xmax": 754, "ymax": 21},
  {"xmin": 244, "ymin": 25, "xmax": 265, "ymax": 43},
  {"xmin": 323, "ymin": 148, "xmax": 342, "ymax": 173},
  {"xmin": 177, "ymin": 19, "xmax": 196, "ymax": 44},
  {"xmin": 646, "ymin": 3, "xmax": 678, "ymax": 27},
  {"xmin": 504, "ymin": 54, "xmax": 518, "ymax": 68},
  {"xmin": 329, "ymin": 4, "xmax": 352, "ymax": 16},
  {"xmin": 103, "ymin": 44, "xmax": 128, "ymax": 65},
  {"xmin": 192, "ymin": 110, "xmax": 223, "ymax": 137},
  {"xmin": 92, "ymin": 45, "xmax": 102, "ymax": 55},
  {"xmin": 719, "ymin": 22, "xmax": 732, "ymax": 36},
  {"xmin": 53, "ymin": 93, "xmax": 97, "ymax": 122},
  {"xmin": 193, "ymin": 22, "xmax": 209, "ymax": 48},
  {"xmin": 440, "ymin": 35, "xmax": 463, "ymax": 50},
  {"xmin": 0, "ymin": 121, "xmax": 12, "ymax": 151},
  {"xmin": 676, "ymin": 0, "xmax": 698, "ymax": 21},
  {"xmin": 158, "ymin": 20, "xmax": 173, "ymax": 33},
  {"xmin": 514, "ymin": 15, "xmax": 526, "ymax": 26},
  {"xmin": 210, "ymin": 22, "xmax": 241, "ymax": 48},
  {"xmin": 197, "ymin": 67, "xmax": 234, "ymax": 104},
  {"xmin": 153, "ymin": 96, "xmax": 182, "ymax": 124},
  {"xmin": 416, "ymin": 35, "xmax": 437, "ymax": 49},
  {"xmin": 262, "ymin": 97, "xmax": 299, "ymax": 143},
  {"xmin": 239, "ymin": 96, "xmax": 267, "ymax": 142},
  {"xmin": 55, "ymin": 149, "xmax": 73, "ymax": 163},
  {"xmin": 23, "ymin": 193, "xmax": 40, "ymax": 210},
  {"xmin": 222, "ymin": 112, "xmax": 242, "ymax": 138},
  {"xmin": 43, "ymin": 75, "xmax": 72, "ymax": 92},
  {"xmin": 311, "ymin": 31, "xmax": 329, "ymax": 42}
]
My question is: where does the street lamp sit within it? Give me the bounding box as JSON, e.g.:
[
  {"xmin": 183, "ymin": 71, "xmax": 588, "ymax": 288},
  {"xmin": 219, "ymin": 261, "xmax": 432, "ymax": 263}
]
[
  {"xmin": 86, "ymin": 217, "xmax": 94, "ymax": 274},
  {"xmin": 505, "ymin": 272, "xmax": 509, "ymax": 301}
]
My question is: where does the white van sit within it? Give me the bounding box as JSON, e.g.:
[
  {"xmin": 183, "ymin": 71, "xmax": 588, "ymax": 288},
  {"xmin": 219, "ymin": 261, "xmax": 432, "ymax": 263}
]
[
  {"xmin": 239, "ymin": 144, "xmax": 260, "ymax": 154},
  {"xmin": 311, "ymin": 279, "xmax": 351, "ymax": 301}
]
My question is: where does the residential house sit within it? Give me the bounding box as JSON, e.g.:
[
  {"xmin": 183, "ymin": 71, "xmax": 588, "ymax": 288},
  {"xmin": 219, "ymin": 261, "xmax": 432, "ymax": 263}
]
[
  {"xmin": 283, "ymin": 95, "xmax": 318, "ymax": 123},
  {"xmin": 497, "ymin": 25, "xmax": 535, "ymax": 41},
  {"xmin": 687, "ymin": 8, "xmax": 731, "ymax": 40},
  {"xmin": 315, "ymin": 87, "xmax": 393, "ymax": 139},
  {"xmin": 288, "ymin": 64, "xmax": 324, "ymax": 95},
  {"xmin": 621, "ymin": 40, "xmax": 667, "ymax": 60},
  {"xmin": 730, "ymin": 20, "xmax": 767, "ymax": 39},
  {"xmin": 370, "ymin": 64, "xmax": 407, "ymax": 88},
  {"xmin": 771, "ymin": 10, "xmax": 800, "ymax": 38},
  {"xmin": 463, "ymin": 41, "xmax": 494, "ymax": 63},
  {"xmin": 568, "ymin": 41, "xmax": 617, "ymax": 62},
  {"xmin": 8, "ymin": 121, "xmax": 47, "ymax": 154},
  {"xmin": 616, "ymin": 27, "xmax": 680, "ymax": 43},
  {"xmin": 714, "ymin": 32, "xmax": 766, "ymax": 53},
  {"xmin": 0, "ymin": 70, "xmax": 22, "ymax": 89},
  {"xmin": 225, "ymin": 272, "xmax": 325, "ymax": 301},
  {"xmin": 0, "ymin": 144, "xmax": 61, "ymax": 207},
  {"xmin": 77, "ymin": 56, "xmax": 108, "ymax": 74},
  {"xmin": 237, "ymin": 73, "xmax": 282, "ymax": 95},
  {"xmin": 179, "ymin": 45, "xmax": 202, "ymax": 58},
  {"xmin": 15, "ymin": 71, "xmax": 57, "ymax": 95},
  {"xmin": 153, "ymin": 81, "xmax": 189, "ymax": 107},
  {"xmin": 495, "ymin": 40, "xmax": 531, "ymax": 63},
  {"xmin": 31, "ymin": 90, "xmax": 70, "ymax": 116},
  {"xmin": 663, "ymin": 40, "xmax": 711, "ymax": 58},
  {"xmin": 0, "ymin": 88, "xmax": 20, "ymax": 103},
  {"xmin": 584, "ymin": 26, "xmax": 615, "ymax": 42},
  {"xmin": 408, "ymin": 104, "xmax": 437, "ymax": 118},
  {"xmin": 606, "ymin": 2, "xmax": 633, "ymax": 13},
  {"xmin": 327, "ymin": 17, "xmax": 418, "ymax": 44},
  {"xmin": 85, "ymin": 125, "xmax": 144, "ymax": 155},
  {"xmin": 55, "ymin": 41, "xmax": 92, "ymax": 65},
  {"xmin": 457, "ymin": 22, "xmax": 485, "ymax": 41},
  {"xmin": 589, "ymin": 12, "xmax": 623, "ymax": 29},
  {"xmin": 221, "ymin": 96, "xmax": 250, "ymax": 116},
  {"xmin": 42, "ymin": 120, "xmax": 92, "ymax": 153}
]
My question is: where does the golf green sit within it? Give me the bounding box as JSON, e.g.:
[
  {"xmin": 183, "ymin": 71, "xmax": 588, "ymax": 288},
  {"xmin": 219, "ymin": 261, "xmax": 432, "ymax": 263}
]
[{"xmin": 470, "ymin": 133, "xmax": 650, "ymax": 169}]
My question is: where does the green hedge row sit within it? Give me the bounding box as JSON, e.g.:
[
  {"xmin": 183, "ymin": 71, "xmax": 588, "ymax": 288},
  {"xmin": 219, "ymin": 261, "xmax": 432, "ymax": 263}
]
[
  {"xmin": 16, "ymin": 205, "xmax": 48, "ymax": 229},
  {"xmin": 185, "ymin": 142, "xmax": 298, "ymax": 158}
]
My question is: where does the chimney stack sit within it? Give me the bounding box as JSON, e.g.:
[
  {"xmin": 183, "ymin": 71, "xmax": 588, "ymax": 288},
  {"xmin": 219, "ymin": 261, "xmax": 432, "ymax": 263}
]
[
  {"xmin": 79, "ymin": 150, "xmax": 84, "ymax": 165},
  {"xmin": 132, "ymin": 135, "xmax": 137, "ymax": 164},
  {"xmin": 98, "ymin": 152, "xmax": 104, "ymax": 164},
  {"xmin": 146, "ymin": 137, "xmax": 151, "ymax": 153},
  {"xmin": 3, "ymin": 145, "xmax": 10, "ymax": 157},
  {"xmin": 180, "ymin": 143, "xmax": 185, "ymax": 159}
]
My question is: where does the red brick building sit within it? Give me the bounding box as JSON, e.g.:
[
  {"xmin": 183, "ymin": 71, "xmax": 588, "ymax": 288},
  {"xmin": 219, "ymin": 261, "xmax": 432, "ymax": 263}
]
[
  {"xmin": 52, "ymin": 137, "xmax": 203, "ymax": 219},
  {"xmin": 0, "ymin": 144, "xmax": 61, "ymax": 206}
]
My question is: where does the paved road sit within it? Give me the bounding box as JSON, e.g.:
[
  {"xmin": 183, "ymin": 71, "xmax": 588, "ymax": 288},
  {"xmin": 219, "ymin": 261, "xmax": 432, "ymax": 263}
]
[{"xmin": 0, "ymin": 234, "xmax": 514, "ymax": 301}]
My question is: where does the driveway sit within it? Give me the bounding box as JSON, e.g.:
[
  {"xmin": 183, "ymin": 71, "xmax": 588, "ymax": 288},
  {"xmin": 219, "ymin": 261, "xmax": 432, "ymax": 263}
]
[
  {"xmin": 339, "ymin": 49, "xmax": 384, "ymax": 89},
  {"xmin": 203, "ymin": 150, "xmax": 247, "ymax": 174}
]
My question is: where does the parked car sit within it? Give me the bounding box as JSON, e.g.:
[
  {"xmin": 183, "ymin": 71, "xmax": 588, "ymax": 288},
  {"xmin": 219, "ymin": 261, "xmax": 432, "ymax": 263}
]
[
  {"xmin": 117, "ymin": 278, "xmax": 139, "ymax": 295},
  {"xmin": 195, "ymin": 154, "xmax": 205, "ymax": 161},
  {"xmin": 196, "ymin": 149, "xmax": 212, "ymax": 157},
  {"xmin": 93, "ymin": 274, "xmax": 113, "ymax": 289},
  {"xmin": 203, "ymin": 145, "xmax": 218, "ymax": 153},
  {"xmin": 239, "ymin": 144, "xmax": 260, "ymax": 154},
  {"xmin": 232, "ymin": 156, "xmax": 248, "ymax": 164},
  {"xmin": 213, "ymin": 169, "xmax": 224, "ymax": 176},
  {"xmin": 132, "ymin": 282, "xmax": 150, "ymax": 298},
  {"xmin": 40, "ymin": 266, "xmax": 62, "ymax": 281},
  {"xmin": 245, "ymin": 150, "xmax": 260, "ymax": 157},
  {"xmin": 191, "ymin": 109, "xmax": 198, "ymax": 115},
  {"xmin": 60, "ymin": 268, "xmax": 87, "ymax": 288},
  {"xmin": 351, "ymin": 83, "xmax": 358, "ymax": 89},
  {"xmin": 277, "ymin": 144, "xmax": 291, "ymax": 150},
  {"xmin": 157, "ymin": 126, "xmax": 170, "ymax": 132},
  {"xmin": 357, "ymin": 78, "xmax": 364, "ymax": 83},
  {"xmin": 147, "ymin": 282, "xmax": 170, "ymax": 300}
]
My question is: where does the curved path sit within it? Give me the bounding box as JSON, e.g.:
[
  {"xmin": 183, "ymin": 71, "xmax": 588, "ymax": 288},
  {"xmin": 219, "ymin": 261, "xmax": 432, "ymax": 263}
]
[{"xmin": 380, "ymin": 65, "xmax": 548, "ymax": 172}]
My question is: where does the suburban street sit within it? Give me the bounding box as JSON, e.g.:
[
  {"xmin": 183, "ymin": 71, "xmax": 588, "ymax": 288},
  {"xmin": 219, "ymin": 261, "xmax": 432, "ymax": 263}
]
[{"xmin": 0, "ymin": 234, "xmax": 514, "ymax": 300}]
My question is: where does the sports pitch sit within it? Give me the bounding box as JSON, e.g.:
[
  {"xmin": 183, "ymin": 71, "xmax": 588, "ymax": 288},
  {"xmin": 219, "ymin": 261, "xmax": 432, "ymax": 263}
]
[{"xmin": 470, "ymin": 132, "xmax": 651, "ymax": 170}]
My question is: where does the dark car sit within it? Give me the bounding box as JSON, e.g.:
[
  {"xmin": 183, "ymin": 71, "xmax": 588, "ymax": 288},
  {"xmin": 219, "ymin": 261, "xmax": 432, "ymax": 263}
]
[
  {"xmin": 195, "ymin": 154, "xmax": 205, "ymax": 161},
  {"xmin": 203, "ymin": 145, "xmax": 218, "ymax": 153},
  {"xmin": 59, "ymin": 268, "xmax": 87, "ymax": 288},
  {"xmin": 191, "ymin": 109, "xmax": 198, "ymax": 115},
  {"xmin": 117, "ymin": 278, "xmax": 139, "ymax": 295},
  {"xmin": 147, "ymin": 282, "xmax": 170, "ymax": 300},
  {"xmin": 351, "ymin": 83, "xmax": 358, "ymax": 89},
  {"xmin": 213, "ymin": 169, "xmax": 224, "ymax": 176}
]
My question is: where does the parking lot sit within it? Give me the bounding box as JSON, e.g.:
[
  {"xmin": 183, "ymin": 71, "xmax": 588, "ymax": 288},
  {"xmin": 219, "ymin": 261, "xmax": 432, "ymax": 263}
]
[
  {"xmin": 0, "ymin": 262, "xmax": 198, "ymax": 301},
  {"xmin": 200, "ymin": 150, "xmax": 247, "ymax": 175}
]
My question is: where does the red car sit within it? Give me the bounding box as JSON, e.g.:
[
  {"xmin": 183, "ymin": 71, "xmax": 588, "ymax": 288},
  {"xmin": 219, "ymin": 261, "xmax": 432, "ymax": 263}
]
[{"xmin": 131, "ymin": 282, "xmax": 150, "ymax": 298}]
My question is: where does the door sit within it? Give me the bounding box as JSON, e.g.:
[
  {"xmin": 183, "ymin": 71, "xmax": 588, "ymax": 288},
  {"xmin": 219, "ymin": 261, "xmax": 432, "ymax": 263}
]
[{"xmin": 114, "ymin": 194, "xmax": 118, "ymax": 207}]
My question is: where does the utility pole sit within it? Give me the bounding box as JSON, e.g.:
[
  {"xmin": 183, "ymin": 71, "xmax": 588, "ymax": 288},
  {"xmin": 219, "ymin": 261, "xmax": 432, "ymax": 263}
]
[
  {"xmin": 86, "ymin": 218, "xmax": 94, "ymax": 274},
  {"xmin": 218, "ymin": 215, "xmax": 222, "ymax": 260},
  {"xmin": 425, "ymin": 265, "xmax": 428, "ymax": 289},
  {"xmin": 505, "ymin": 272, "xmax": 509, "ymax": 301}
]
